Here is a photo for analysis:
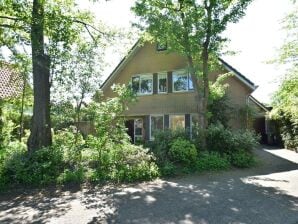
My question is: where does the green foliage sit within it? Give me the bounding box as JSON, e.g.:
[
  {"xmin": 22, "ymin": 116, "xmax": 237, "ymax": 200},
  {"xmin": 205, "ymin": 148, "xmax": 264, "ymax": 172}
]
[
  {"xmin": 159, "ymin": 160, "xmax": 176, "ymax": 176},
  {"xmin": 230, "ymin": 149, "xmax": 255, "ymax": 168},
  {"xmin": 51, "ymin": 102, "xmax": 75, "ymax": 130},
  {"xmin": 132, "ymin": 0, "xmax": 253, "ymax": 65},
  {"xmin": 2, "ymin": 145, "xmax": 63, "ymax": 186},
  {"xmin": 271, "ymin": 71, "xmax": 298, "ymax": 149},
  {"xmin": 169, "ymin": 138, "xmax": 197, "ymax": 166},
  {"xmin": 54, "ymin": 128, "xmax": 85, "ymax": 165},
  {"xmin": 146, "ymin": 129, "xmax": 189, "ymax": 164},
  {"xmin": 196, "ymin": 152, "xmax": 230, "ymax": 171},
  {"xmin": 57, "ymin": 167, "xmax": 84, "ymax": 184},
  {"xmin": 206, "ymin": 123, "xmax": 259, "ymax": 154},
  {"xmin": 270, "ymin": 3, "xmax": 298, "ymax": 150},
  {"xmin": 208, "ymin": 74, "xmax": 234, "ymax": 127}
]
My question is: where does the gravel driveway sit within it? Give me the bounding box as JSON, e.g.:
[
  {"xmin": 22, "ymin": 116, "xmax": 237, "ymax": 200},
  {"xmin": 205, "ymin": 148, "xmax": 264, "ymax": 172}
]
[{"xmin": 0, "ymin": 147, "xmax": 297, "ymax": 224}]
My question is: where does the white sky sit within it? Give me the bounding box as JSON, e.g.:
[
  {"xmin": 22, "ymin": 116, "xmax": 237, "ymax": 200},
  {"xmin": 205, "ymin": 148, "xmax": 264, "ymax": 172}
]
[{"xmin": 79, "ymin": 0, "xmax": 293, "ymax": 104}]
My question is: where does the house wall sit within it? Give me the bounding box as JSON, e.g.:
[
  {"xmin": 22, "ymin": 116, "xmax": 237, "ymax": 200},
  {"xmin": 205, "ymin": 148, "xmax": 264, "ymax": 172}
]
[{"xmin": 102, "ymin": 42, "xmax": 253, "ymax": 129}]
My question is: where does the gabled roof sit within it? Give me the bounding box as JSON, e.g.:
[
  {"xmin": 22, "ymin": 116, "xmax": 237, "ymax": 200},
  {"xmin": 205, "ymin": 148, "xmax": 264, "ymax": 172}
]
[
  {"xmin": 248, "ymin": 95, "xmax": 270, "ymax": 112},
  {"xmin": 101, "ymin": 41, "xmax": 258, "ymax": 91},
  {"xmin": 218, "ymin": 58, "xmax": 257, "ymax": 91}
]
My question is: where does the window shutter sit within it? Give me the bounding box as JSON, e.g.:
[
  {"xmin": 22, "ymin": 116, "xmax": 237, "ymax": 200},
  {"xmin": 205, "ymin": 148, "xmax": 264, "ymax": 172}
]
[
  {"xmin": 164, "ymin": 114, "xmax": 169, "ymax": 129},
  {"xmin": 153, "ymin": 73, "xmax": 158, "ymax": 94},
  {"xmin": 185, "ymin": 114, "xmax": 191, "ymax": 136},
  {"xmin": 144, "ymin": 115, "xmax": 150, "ymax": 141},
  {"xmin": 167, "ymin": 71, "xmax": 172, "ymax": 93}
]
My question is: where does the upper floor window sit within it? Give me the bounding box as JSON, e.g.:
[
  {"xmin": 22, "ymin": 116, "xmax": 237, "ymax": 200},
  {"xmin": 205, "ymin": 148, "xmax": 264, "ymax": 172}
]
[
  {"xmin": 172, "ymin": 70, "xmax": 194, "ymax": 92},
  {"xmin": 158, "ymin": 73, "xmax": 167, "ymax": 93},
  {"xmin": 132, "ymin": 74, "xmax": 153, "ymax": 95}
]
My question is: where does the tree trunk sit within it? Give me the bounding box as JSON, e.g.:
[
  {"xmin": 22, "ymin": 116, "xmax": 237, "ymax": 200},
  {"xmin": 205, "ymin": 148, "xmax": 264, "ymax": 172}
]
[{"xmin": 27, "ymin": 0, "xmax": 52, "ymax": 152}]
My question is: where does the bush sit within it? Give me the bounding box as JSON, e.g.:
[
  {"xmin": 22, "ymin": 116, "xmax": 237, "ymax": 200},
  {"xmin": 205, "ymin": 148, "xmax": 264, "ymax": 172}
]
[
  {"xmin": 230, "ymin": 149, "xmax": 255, "ymax": 168},
  {"xmin": 2, "ymin": 145, "xmax": 63, "ymax": 186},
  {"xmin": 87, "ymin": 141, "xmax": 160, "ymax": 183},
  {"xmin": 196, "ymin": 151, "xmax": 230, "ymax": 171},
  {"xmin": 57, "ymin": 167, "xmax": 84, "ymax": 184},
  {"xmin": 159, "ymin": 160, "xmax": 176, "ymax": 176},
  {"xmin": 147, "ymin": 129, "xmax": 189, "ymax": 164},
  {"xmin": 54, "ymin": 128, "xmax": 85, "ymax": 165},
  {"xmin": 206, "ymin": 123, "xmax": 259, "ymax": 154},
  {"xmin": 107, "ymin": 143, "xmax": 159, "ymax": 182},
  {"xmin": 169, "ymin": 138, "xmax": 197, "ymax": 166}
]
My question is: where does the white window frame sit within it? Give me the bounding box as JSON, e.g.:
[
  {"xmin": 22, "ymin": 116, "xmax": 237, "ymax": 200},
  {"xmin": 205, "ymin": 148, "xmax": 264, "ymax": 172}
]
[
  {"xmin": 158, "ymin": 72, "xmax": 167, "ymax": 94},
  {"xmin": 132, "ymin": 74, "xmax": 153, "ymax": 96},
  {"xmin": 150, "ymin": 114, "xmax": 164, "ymax": 140},
  {"xmin": 172, "ymin": 70, "xmax": 194, "ymax": 92},
  {"xmin": 169, "ymin": 114, "xmax": 185, "ymax": 130}
]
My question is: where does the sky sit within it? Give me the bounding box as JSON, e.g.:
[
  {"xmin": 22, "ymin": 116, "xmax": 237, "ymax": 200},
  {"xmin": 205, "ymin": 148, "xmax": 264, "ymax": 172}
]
[{"xmin": 78, "ymin": 0, "xmax": 293, "ymax": 104}]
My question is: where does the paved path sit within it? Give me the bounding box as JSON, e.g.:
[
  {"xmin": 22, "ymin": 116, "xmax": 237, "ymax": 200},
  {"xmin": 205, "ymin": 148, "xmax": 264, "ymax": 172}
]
[{"xmin": 0, "ymin": 147, "xmax": 297, "ymax": 224}]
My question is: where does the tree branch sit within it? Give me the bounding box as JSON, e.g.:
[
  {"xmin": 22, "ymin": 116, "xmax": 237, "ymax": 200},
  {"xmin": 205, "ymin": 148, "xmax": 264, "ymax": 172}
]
[
  {"xmin": 0, "ymin": 23, "xmax": 26, "ymax": 30},
  {"xmin": 73, "ymin": 19, "xmax": 107, "ymax": 36},
  {"xmin": 0, "ymin": 15, "xmax": 22, "ymax": 21}
]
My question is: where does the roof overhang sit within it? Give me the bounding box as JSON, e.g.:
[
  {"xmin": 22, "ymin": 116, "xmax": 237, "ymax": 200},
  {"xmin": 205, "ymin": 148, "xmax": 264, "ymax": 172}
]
[
  {"xmin": 248, "ymin": 95, "xmax": 270, "ymax": 112},
  {"xmin": 218, "ymin": 58, "xmax": 257, "ymax": 91},
  {"xmin": 100, "ymin": 40, "xmax": 141, "ymax": 90}
]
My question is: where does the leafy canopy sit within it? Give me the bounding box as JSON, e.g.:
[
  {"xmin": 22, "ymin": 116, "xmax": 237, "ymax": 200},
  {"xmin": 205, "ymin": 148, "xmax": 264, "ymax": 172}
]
[{"xmin": 132, "ymin": 0, "xmax": 253, "ymax": 67}]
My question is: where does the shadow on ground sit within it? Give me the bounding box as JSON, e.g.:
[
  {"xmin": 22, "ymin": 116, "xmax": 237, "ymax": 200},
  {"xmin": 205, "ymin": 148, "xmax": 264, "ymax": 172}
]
[{"xmin": 0, "ymin": 147, "xmax": 298, "ymax": 224}]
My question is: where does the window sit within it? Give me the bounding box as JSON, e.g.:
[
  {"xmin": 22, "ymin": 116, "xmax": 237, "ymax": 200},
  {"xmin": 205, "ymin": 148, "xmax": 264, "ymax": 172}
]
[
  {"xmin": 132, "ymin": 74, "xmax": 153, "ymax": 95},
  {"xmin": 170, "ymin": 115, "xmax": 185, "ymax": 130},
  {"xmin": 150, "ymin": 115, "xmax": 164, "ymax": 140},
  {"xmin": 134, "ymin": 118, "xmax": 143, "ymax": 144},
  {"xmin": 156, "ymin": 42, "xmax": 167, "ymax": 51},
  {"xmin": 173, "ymin": 70, "xmax": 194, "ymax": 92},
  {"xmin": 158, "ymin": 73, "xmax": 167, "ymax": 93}
]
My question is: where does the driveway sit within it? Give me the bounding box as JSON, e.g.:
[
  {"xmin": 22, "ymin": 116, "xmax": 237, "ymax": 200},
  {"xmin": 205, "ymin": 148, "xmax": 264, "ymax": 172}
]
[{"xmin": 0, "ymin": 147, "xmax": 297, "ymax": 224}]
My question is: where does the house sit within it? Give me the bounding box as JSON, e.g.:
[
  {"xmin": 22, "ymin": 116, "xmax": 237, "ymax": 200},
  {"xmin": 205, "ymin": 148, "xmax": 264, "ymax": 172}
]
[{"xmin": 101, "ymin": 41, "xmax": 268, "ymax": 143}]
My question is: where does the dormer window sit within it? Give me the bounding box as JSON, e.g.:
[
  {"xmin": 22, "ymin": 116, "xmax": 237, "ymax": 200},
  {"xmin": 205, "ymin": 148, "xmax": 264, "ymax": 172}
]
[
  {"xmin": 132, "ymin": 74, "xmax": 153, "ymax": 95},
  {"xmin": 156, "ymin": 42, "xmax": 167, "ymax": 51}
]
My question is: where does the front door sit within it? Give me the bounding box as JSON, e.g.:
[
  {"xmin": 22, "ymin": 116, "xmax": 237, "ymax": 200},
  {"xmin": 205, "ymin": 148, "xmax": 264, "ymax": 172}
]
[{"xmin": 125, "ymin": 120, "xmax": 134, "ymax": 143}]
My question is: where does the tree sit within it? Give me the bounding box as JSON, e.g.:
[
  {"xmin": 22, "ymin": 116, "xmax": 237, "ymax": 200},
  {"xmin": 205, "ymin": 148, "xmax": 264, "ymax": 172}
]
[
  {"xmin": 133, "ymin": 0, "xmax": 252, "ymax": 147},
  {"xmin": 51, "ymin": 40, "xmax": 104, "ymax": 141},
  {"xmin": 0, "ymin": 0, "xmax": 104, "ymax": 152},
  {"xmin": 270, "ymin": 3, "xmax": 298, "ymax": 149}
]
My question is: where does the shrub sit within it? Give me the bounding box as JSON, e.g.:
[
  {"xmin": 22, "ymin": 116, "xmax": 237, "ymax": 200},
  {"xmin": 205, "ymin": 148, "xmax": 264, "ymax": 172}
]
[
  {"xmin": 196, "ymin": 151, "xmax": 230, "ymax": 171},
  {"xmin": 86, "ymin": 141, "xmax": 160, "ymax": 183},
  {"xmin": 159, "ymin": 160, "xmax": 176, "ymax": 176},
  {"xmin": 54, "ymin": 128, "xmax": 85, "ymax": 165},
  {"xmin": 206, "ymin": 123, "xmax": 259, "ymax": 154},
  {"xmin": 169, "ymin": 138, "xmax": 197, "ymax": 166},
  {"xmin": 111, "ymin": 143, "xmax": 160, "ymax": 182},
  {"xmin": 147, "ymin": 129, "xmax": 189, "ymax": 164},
  {"xmin": 2, "ymin": 145, "xmax": 63, "ymax": 186},
  {"xmin": 230, "ymin": 149, "xmax": 255, "ymax": 168},
  {"xmin": 57, "ymin": 167, "xmax": 84, "ymax": 184}
]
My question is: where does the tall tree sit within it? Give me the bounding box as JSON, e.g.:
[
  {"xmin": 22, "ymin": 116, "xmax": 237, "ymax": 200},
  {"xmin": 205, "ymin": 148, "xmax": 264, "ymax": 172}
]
[
  {"xmin": 133, "ymin": 0, "xmax": 252, "ymax": 147},
  {"xmin": 0, "ymin": 0, "xmax": 105, "ymax": 152},
  {"xmin": 271, "ymin": 2, "xmax": 298, "ymax": 149},
  {"xmin": 28, "ymin": 0, "xmax": 52, "ymax": 151}
]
